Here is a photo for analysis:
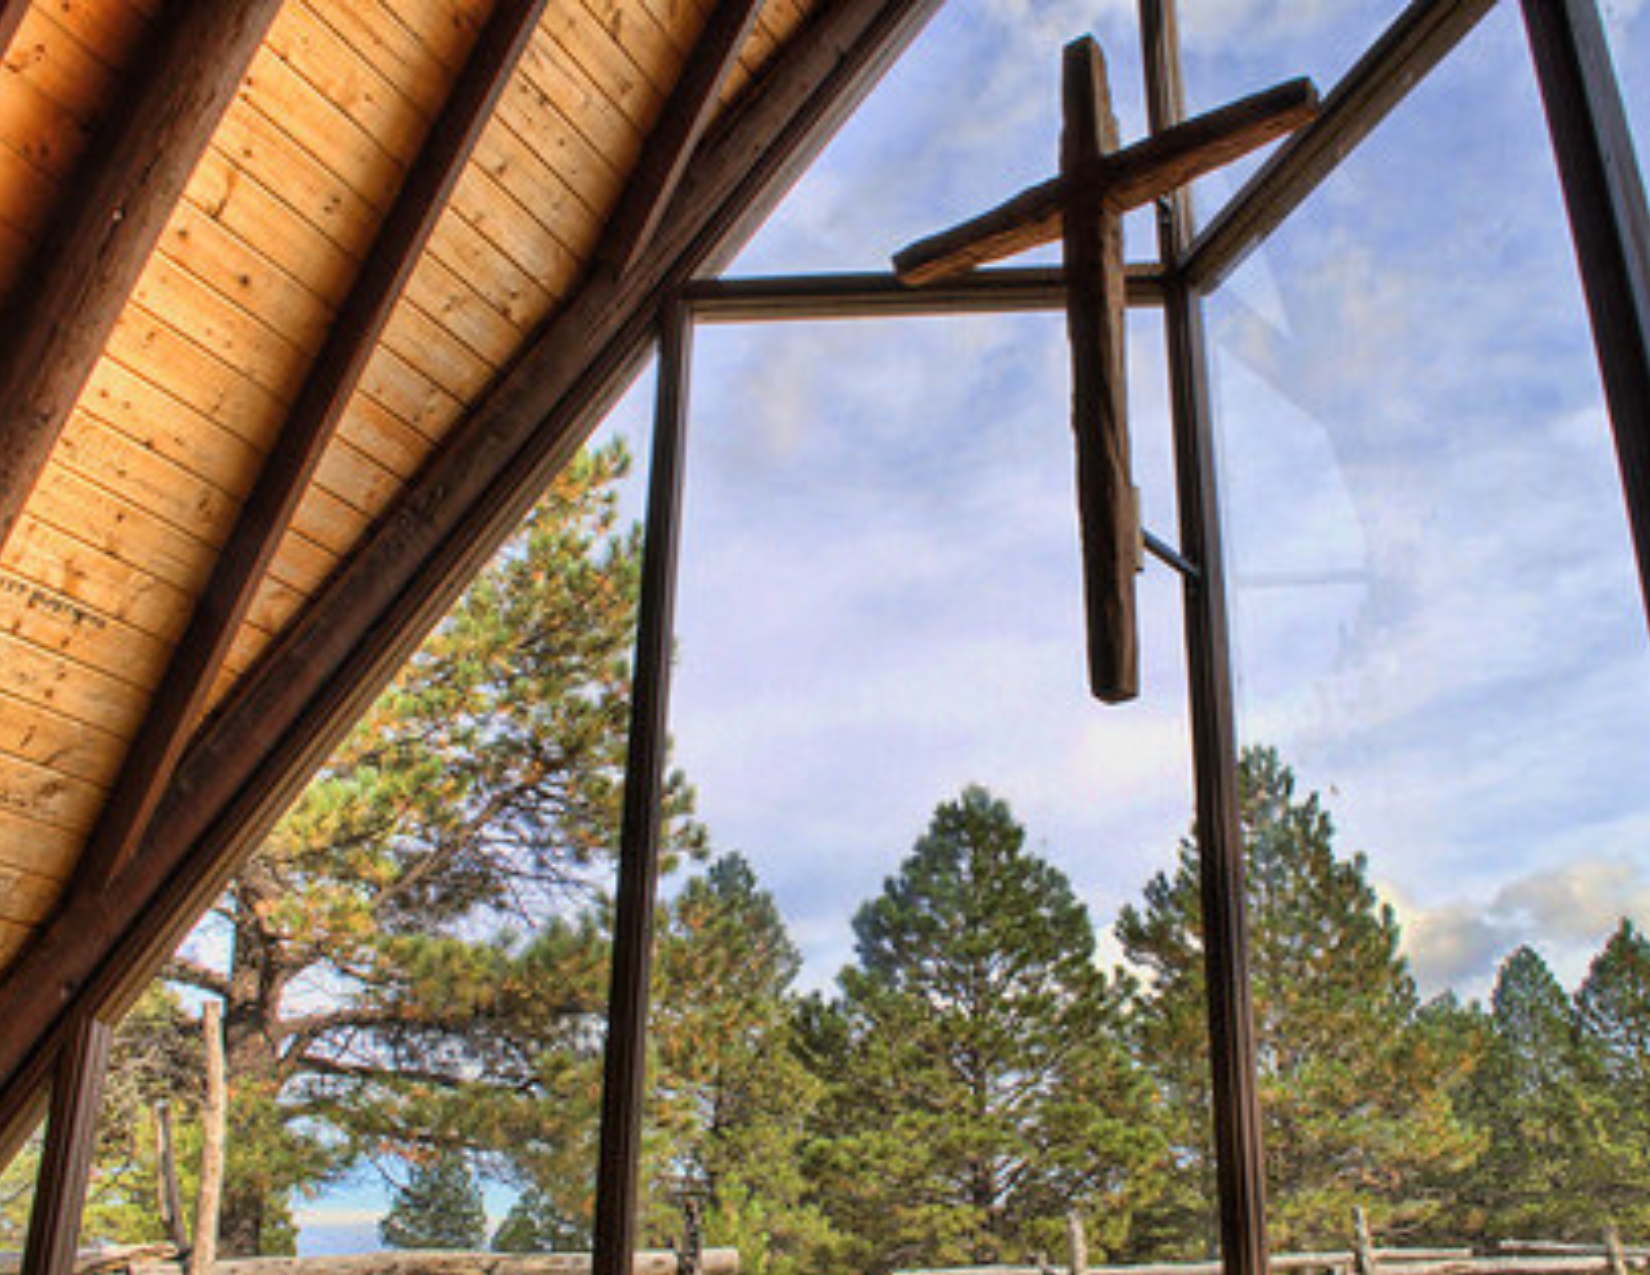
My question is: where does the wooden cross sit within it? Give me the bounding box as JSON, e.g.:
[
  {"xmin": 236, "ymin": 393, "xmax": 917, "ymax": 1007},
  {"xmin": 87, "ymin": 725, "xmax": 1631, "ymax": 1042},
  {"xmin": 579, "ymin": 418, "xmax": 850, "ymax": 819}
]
[{"xmin": 894, "ymin": 38, "xmax": 1318, "ymax": 704}]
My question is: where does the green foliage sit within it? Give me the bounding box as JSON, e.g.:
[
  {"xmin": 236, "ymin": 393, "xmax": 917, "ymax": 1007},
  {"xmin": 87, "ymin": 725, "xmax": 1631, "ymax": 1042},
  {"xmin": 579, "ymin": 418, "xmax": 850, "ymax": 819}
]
[
  {"xmin": 1573, "ymin": 920, "xmax": 1650, "ymax": 1234},
  {"xmin": 144, "ymin": 441, "xmax": 703, "ymax": 1253},
  {"xmin": 646, "ymin": 855, "xmax": 839, "ymax": 1275},
  {"xmin": 804, "ymin": 787, "xmax": 1166, "ymax": 1273},
  {"xmin": 381, "ymin": 1152, "xmax": 488, "ymax": 1250},
  {"xmin": 1118, "ymin": 748, "xmax": 1479, "ymax": 1253},
  {"xmin": 1453, "ymin": 947, "xmax": 1597, "ymax": 1239}
]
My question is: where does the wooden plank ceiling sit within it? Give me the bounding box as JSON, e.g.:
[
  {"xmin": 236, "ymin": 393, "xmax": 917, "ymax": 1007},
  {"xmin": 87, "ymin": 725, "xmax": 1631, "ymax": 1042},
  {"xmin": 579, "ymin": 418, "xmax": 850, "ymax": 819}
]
[{"xmin": 0, "ymin": 0, "xmax": 810, "ymax": 966}]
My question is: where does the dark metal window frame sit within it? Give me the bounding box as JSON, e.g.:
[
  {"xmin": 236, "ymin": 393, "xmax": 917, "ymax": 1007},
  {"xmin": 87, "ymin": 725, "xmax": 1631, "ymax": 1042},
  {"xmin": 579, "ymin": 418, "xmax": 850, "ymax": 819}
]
[
  {"xmin": 592, "ymin": 5, "xmax": 1650, "ymax": 1275},
  {"xmin": 16, "ymin": 1, "xmax": 1648, "ymax": 1271}
]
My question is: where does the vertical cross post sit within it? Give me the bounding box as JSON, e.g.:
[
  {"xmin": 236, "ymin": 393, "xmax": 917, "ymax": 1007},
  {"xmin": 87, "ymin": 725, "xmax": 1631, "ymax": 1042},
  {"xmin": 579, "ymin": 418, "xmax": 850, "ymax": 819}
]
[
  {"xmin": 22, "ymin": 1014, "xmax": 111, "ymax": 1275},
  {"xmin": 592, "ymin": 300, "xmax": 694, "ymax": 1275},
  {"xmin": 1521, "ymin": 0, "xmax": 1650, "ymax": 628},
  {"xmin": 1138, "ymin": 4, "xmax": 1271, "ymax": 1275},
  {"xmin": 1062, "ymin": 38, "xmax": 1141, "ymax": 704}
]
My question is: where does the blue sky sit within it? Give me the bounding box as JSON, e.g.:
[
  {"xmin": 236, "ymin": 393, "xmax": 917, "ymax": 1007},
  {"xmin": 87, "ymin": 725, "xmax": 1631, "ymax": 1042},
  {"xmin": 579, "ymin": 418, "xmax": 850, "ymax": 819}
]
[
  {"xmin": 296, "ymin": 0, "xmax": 1650, "ymax": 1247},
  {"xmin": 645, "ymin": 0, "xmax": 1650, "ymax": 1000}
]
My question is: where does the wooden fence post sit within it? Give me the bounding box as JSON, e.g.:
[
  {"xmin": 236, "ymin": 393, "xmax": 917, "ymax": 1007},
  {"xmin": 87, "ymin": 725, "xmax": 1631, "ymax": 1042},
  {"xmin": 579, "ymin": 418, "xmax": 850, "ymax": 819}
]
[
  {"xmin": 1068, "ymin": 1213, "xmax": 1088, "ymax": 1275},
  {"xmin": 1353, "ymin": 1210, "xmax": 1378, "ymax": 1275}
]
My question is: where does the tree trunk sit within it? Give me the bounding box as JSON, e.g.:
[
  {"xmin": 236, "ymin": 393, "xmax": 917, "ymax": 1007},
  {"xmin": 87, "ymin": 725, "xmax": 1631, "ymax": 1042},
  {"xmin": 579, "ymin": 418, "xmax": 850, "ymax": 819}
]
[
  {"xmin": 218, "ymin": 878, "xmax": 289, "ymax": 1256},
  {"xmin": 194, "ymin": 1002, "xmax": 227, "ymax": 1275},
  {"xmin": 154, "ymin": 1101, "xmax": 186, "ymax": 1249}
]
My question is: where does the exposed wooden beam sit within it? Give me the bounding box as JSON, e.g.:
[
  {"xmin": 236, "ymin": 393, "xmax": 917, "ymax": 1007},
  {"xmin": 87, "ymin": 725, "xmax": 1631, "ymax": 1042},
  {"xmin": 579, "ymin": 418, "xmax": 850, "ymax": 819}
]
[
  {"xmin": 1521, "ymin": 0, "xmax": 1650, "ymax": 625},
  {"xmin": 0, "ymin": 0, "xmax": 286, "ymax": 553},
  {"xmin": 74, "ymin": 0, "xmax": 552, "ymax": 891},
  {"xmin": 684, "ymin": 264, "xmax": 1165, "ymax": 320},
  {"xmin": 21, "ymin": 1015, "xmax": 111, "ymax": 1275},
  {"xmin": 1060, "ymin": 38, "xmax": 1138, "ymax": 704},
  {"xmin": 1139, "ymin": 6, "xmax": 1270, "ymax": 1275},
  {"xmin": 0, "ymin": 0, "xmax": 29, "ymax": 62},
  {"xmin": 893, "ymin": 78, "xmax": 1318, "ymax": 284},
  {"xmin": 600, "ymin": 0, "xmax": 768, "ymax": 275},
  {"xmin": 1182, "ymin": 0, "xmax": 1497, "ymax": 290},
  {"xmin": 0, "ymin": 0, "xmax": 946, "ymax": 1140}
]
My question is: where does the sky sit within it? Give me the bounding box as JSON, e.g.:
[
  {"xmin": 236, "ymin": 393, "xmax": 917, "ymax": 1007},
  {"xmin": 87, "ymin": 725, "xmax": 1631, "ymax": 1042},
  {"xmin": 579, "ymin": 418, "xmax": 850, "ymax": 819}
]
[{"xmin": 296, "ymin": 0, "xmax": 1650, "ymax": 1247}]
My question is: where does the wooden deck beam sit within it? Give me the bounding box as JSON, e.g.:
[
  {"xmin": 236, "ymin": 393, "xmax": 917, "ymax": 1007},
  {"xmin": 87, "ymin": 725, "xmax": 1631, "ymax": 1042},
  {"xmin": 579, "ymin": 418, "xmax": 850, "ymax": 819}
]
[
  {"xmin": 74, "ymin": 0, "xmax": 552, "ymax": 891},
  {"xmin": 0, "ymin": 0, "xmax": 286, "ymax": 552},
  {"xmin": 894, "ymin": 78, "xmax": 1317, "ymax": 284},
  {"xmin": 600, "ymin": 0, "xmax": 768, "ymax": 275},
  {"xmin": 0, "ymin": 0, "xmax": 946, "ymax": 1143}
]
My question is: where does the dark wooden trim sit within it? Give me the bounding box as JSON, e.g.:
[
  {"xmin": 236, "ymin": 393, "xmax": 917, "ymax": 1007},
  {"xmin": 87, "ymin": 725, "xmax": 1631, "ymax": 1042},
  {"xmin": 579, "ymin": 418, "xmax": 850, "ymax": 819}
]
[
  {"xmin": 0, "ymin": 0, "xmax": 946, "ymax": 1135},
  {"xmin": 75, "ymin": 0, "xmax": 553, "ymax": 891},
  {"xmin": 1182, "ymin": 0, "xmax": 1498, "ymax": 290},
  {"xmin": 684, "ymin": 265, "xmax": 1165, "ymax": 320},
  {"xmin": 1061, "ymin": 38, "xmax": 1138, "ymax": 704},
  {"xmin": 591, "ymin": 303, "xmax": 692, "ymax": 1275},
  {"xmin": 600, "ymin": 0, "xmax": 768, "ymax": 275},
  {"xmin": 1139, "ymin": 4, "xmax": 1270, "ymax": 1275},
  {"xmin": 894, "ymin": 78, "xmax": 1318, "ymax": 285},
  {"xmin": 0, "ymin": 0, "xmax": 286, "ymax": 553},
  {"xmin": 1521, "ymin": 0, "xmax": 1650, "ymax": 625},
  {"xmin": 21, "ymin": 1015, "xmax": 111, "ymax": 1275},
  {"xmin": 0, "ymin": 0, "xmax": 30, "ymax": 62}
]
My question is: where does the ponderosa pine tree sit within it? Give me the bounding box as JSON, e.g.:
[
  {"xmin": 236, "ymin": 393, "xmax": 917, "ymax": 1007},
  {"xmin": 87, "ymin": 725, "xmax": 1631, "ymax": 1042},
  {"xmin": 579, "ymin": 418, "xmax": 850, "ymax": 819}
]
[
  {"xmin": 645, "ymin": 854, "xmax": 838, "ymax": 1275},
  {"xmin": 1117, "ymin": 748, "xmax": 1478, "ymax": 1253},
  {"xmin": 1573, "ymin": 919, "xmax": 1650, "ymax": 1234},
  {"xmin": 381, "ymin": 1152, "xmax": 488, "ymax": 1249},
  {"xmin": 803, "ymin": 787, "xmax": 1167, "ymax": 1274},
  {"xmin": 1455, "ymin": 947, "xmax": 1595, "ymax": 1239},
  {"xmin": 160, "ymin": 440, "xmax": 703, "ymax": 1252}
]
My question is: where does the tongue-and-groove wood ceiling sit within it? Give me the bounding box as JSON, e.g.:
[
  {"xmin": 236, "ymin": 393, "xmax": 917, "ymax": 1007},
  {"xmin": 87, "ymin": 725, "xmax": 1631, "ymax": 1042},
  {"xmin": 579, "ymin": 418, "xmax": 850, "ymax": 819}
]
[{"xmin": 0, "ymin": 0, "xmax": 943, "ymax": 1129}]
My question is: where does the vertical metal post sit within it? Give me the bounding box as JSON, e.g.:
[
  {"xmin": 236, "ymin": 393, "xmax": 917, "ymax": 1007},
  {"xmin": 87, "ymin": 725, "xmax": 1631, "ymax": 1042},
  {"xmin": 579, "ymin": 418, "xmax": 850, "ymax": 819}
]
[
  {"xmin": 23, "ymin": 1014, "xmax": 111, "ymax": 1275},
  {"xmin": 1138, "ymin": 4, "xmax": 1270, "ymax": 1275},
  {"xmin": 1521, "ymin": 0, "xmax": 1650, "ymax": 627},
  {"xmin": 592, "ymin": 299, "xmax": 694, "ymax": 1275}
]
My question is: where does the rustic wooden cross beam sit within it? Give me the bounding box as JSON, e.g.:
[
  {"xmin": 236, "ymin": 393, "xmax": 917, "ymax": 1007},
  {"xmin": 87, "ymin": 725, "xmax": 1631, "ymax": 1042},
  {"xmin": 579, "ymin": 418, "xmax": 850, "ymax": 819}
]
[{"xmin": 894, "ymin": 38, "xmax": 1317, "ymax": 704}]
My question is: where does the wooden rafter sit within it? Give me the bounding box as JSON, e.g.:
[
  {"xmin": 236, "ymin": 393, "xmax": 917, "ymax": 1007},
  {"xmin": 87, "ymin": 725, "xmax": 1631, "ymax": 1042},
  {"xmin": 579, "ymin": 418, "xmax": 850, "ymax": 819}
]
[
  {"xmin": 0, "ymin": 0, "xmax": 286, "ymax": 552},
  {"xmin": 600, "ymin": 0, "xmax": 768, "ymax": 275},
  {"xmin": 894, "ymin": 77, "xmax": 1318, "ymax": 284},
  {"xmin": 75, "ymin": 0, "xmax": 553, "ymax": 892},
  {"xmin": 0, "ymin": 0, "xmax": 29, "ymax": 63},
  {"xmin": 0, "ymin": 0, "xmax": 947, "ymax": 1140}
]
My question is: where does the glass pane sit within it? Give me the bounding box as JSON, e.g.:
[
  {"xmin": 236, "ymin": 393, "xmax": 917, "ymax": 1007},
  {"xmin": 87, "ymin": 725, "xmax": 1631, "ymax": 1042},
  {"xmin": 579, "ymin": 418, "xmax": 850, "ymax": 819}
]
[
  {"xmin": 0, "ymin": 1101, "xmax": 45, "ymax": 1253},
  {"xmin": 82, "ymin": 374, "xmax": 663, "ymax": 1255},
  {"xmin": 1205, "ymin": 0, "xmax": 1650, "ymax": 1251},
  {"xmin": 658, "ymin": 309, "xmax": 1215, "ymax": 1269}
]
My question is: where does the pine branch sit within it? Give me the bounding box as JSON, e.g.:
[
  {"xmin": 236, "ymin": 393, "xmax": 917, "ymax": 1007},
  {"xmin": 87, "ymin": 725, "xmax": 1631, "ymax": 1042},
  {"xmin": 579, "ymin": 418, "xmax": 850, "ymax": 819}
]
[{"xmin": 163, "ymin": 956, "xmax": 230, "ymax": 999}]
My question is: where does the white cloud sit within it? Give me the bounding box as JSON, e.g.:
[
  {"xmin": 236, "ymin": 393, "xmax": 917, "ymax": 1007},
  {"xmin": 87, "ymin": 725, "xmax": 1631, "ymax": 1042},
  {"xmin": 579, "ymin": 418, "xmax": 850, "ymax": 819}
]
[{"xmin": 1387, "ymin": 857, "xmax": 1650, "ymax": 1000}]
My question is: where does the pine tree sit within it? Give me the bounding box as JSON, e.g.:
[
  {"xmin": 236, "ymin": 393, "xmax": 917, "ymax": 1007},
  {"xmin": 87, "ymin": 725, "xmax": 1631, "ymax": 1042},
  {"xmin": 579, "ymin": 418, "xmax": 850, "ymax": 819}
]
[
  {"xmin": 1456, "ymin": 947, "xmax": 1595, "ymax": 1239},
  {"xmin": 1573, "ymin": 919, "xmax": 1650, "ymax": 1234},
  {"xmin": 804, "ymin": 787, "xmax": 1166, "ymax": 1274},
  {"xmin": 157, "ymin": 441, "xmax": 703, "ymax": 1252},
  {"xmin": 381, "ymin": 1152, "xmax": 488, "ymax": 1249},
  {"xmin": 645, "ymin": 854, "xmax": 838, "ymax": 1275},
  {"xmin": 1117, "ymin": 748, "xmax": 1478, "ymax": 1252}
]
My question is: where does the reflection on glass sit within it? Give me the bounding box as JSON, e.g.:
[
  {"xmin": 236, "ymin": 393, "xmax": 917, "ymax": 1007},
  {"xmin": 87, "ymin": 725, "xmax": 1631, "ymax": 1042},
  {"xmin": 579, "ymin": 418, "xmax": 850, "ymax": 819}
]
[
  {"xmin": 0, "ymin": 1109, "xmax": 44, "ymax": 1252},
  {"xmin": 1206, "ymin": 0, "xmax": 1650, "ymax": 1253},
  {"xmin": 647, "ymin": 312, "xmax": 1216, "ymax": 1269}
]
